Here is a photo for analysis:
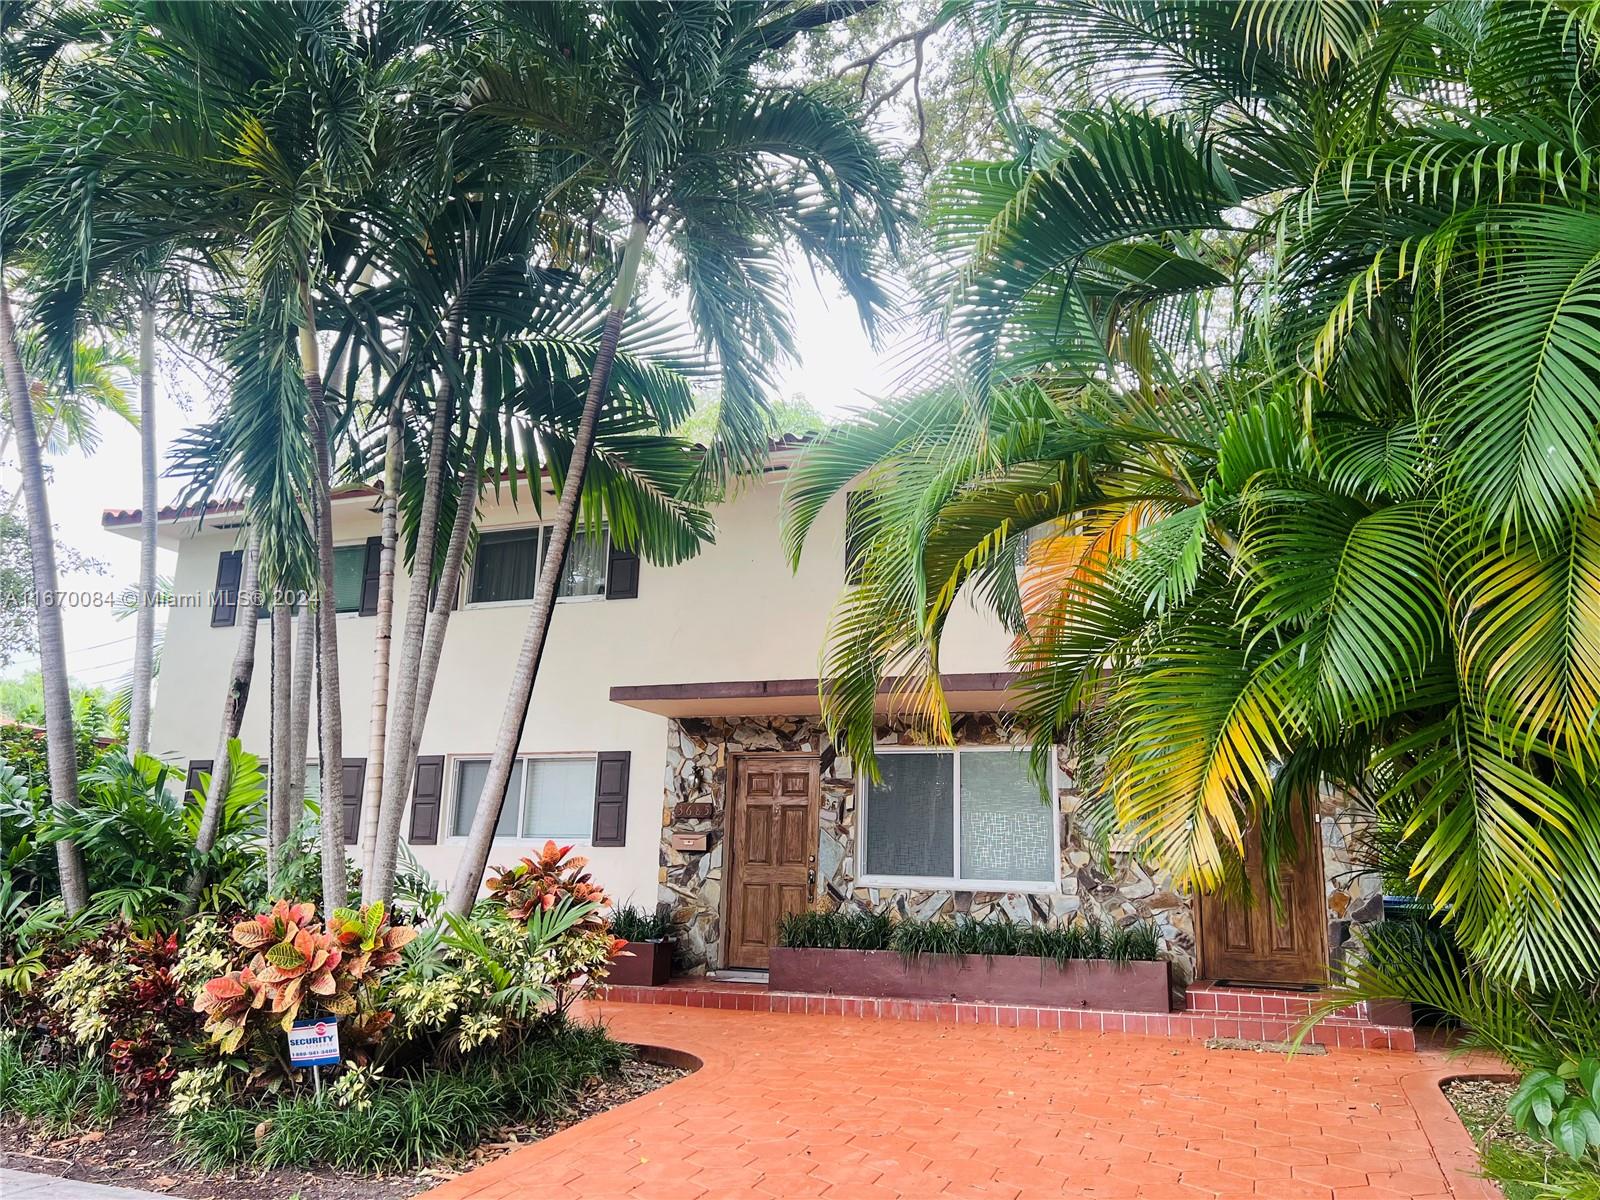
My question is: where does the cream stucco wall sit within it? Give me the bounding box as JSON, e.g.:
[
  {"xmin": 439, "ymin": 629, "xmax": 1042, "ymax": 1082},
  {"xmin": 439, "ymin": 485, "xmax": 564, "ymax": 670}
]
[{"xmin": 143, "ymin": 464, "xmax": 1016, "ymax": 908}]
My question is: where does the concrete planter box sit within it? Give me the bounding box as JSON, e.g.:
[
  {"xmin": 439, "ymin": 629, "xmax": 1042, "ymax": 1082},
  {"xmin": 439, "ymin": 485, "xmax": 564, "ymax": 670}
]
[
  {"xmin": 769, "ymin": 947, "xmax": 1173, "ymax": 1013},
  {"xmin": 607, "ymin": 940, "xmax": 673, "ymax": 987}
]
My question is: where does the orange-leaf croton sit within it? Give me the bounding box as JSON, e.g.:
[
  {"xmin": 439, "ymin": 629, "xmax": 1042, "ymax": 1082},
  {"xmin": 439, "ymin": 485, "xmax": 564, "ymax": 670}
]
[
  {"xmin": 486, "ymin": 840, "xmax": 610, "ymax": 928},
  {"xmin": 193, "ymin": 901, "xmax": 414, "ymax": 1051}
]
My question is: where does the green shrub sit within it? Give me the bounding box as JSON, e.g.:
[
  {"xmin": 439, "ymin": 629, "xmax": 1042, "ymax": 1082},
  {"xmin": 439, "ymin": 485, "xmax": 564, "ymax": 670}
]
[
  {"xmin": 1508, "ymin": 1059, "xmax": 1600, "ymax": 1165},
  {"xmin": 0, "ymin": 1039, "xmax": 119, "ymax": 1133},
  {"xmin": 609, "ymin": 903, "xmax": 674, "ymax": 942},
  {"xmin": 775, "ymin": 909, "xmax": 1162, "ymax": 962},
  {"xmin": 174, "ymin": 1021, "xmax": 631, "ymax": 1172}
]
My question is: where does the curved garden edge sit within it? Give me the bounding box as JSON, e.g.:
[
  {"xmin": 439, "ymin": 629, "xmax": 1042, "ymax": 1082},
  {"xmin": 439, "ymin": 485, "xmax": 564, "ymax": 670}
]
[
  {"xmin": 410, "ymin": 1030, "xmax": 711, "ymax": 1200},
  {"xmin": 1402, "ymin": 1057, "xmax": 1519, "ymax": 1200}
]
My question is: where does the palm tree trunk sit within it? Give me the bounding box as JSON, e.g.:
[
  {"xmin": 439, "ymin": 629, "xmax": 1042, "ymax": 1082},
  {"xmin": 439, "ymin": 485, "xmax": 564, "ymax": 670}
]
[
  {"xmin": 287, "ymin": 604, "xmax": 314, "ymax": 809},
  {"xmin": 0, "ymin": 277, "xmax": 88, "ymax": 915},
  {"xmin": 268, "ymin": 601, "xmax": 293, "ymax": 877},
  {"xmin": 302, "ymin": 281, "xmax": 347, "ymax": 914},
  {"xmin": 356, "ymin": 409, "xmax": 402, "ymax": 876},
  {"xmin": 362, "ymin": 424, "xmax": 483, "ymax": 905},
  {"xmin": 444, "ymin": 217, "xmax": 649, "ymax": 916},
  {"xmin": 408, "ymin": 428, "xmax": 486, "ymax": 757},
  {"xmin": 128, "ymin": 291, "xmax": 159, "ymax": 757},
  {"xmin": 365, "ymin": 309, "xmax": 464, "ymax": 905},
  {"xmin": 184, "ymin": 532, "xmax": 259, "ymax": 911}
]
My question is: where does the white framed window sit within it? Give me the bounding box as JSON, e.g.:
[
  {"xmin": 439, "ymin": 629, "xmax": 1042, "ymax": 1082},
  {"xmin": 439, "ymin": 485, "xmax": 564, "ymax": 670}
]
[
  {"xmin": 858, "ymin": 746, "xmax": 1058, "ymax": 891},
  {"xmin": 468, "ymin": 526, "xmax": 608, "ymax": 606},
  {"xmin": 449, "ymin": 754, "xmax": 597, "ymax": 841}
]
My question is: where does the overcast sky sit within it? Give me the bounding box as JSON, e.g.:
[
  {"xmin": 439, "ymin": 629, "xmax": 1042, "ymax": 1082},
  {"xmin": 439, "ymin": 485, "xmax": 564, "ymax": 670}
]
[{"xmin": 9, "ymin": 270, "xmax": 900, "ymax": 694}]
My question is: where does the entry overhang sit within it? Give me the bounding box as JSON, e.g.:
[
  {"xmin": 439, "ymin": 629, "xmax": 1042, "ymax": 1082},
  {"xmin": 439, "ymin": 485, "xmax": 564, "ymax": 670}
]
[{"xmin": 608, "ymin": 673, "xmax": 1021, "ymax": 718}]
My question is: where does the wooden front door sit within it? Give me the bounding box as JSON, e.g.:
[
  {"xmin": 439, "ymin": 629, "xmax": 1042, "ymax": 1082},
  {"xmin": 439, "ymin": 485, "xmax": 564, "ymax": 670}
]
[
  {"xmin": 1197, "ymin": 816, "xmax": 1328, "ymax": 987},
  {"xmin": 725, "ymin": 755, "xmax": 820, "ymax": 970}
]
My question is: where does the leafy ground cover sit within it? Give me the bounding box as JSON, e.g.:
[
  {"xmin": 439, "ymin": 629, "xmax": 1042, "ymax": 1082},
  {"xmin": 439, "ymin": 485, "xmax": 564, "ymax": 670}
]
[
  {"xmin": 1447, "ymin": 1078, "xmax": 1600, "ymax": 1200},
  {"xmin": 0, "ymin": 1047, "xmax": 685, "ymax": 1200}
]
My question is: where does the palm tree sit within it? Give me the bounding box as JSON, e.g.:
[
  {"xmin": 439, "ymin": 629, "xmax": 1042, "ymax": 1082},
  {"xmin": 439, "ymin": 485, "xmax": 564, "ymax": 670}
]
[
  {"xmin": 783, "ymin": 0, "xmax": 1600, "ymax": 990},
  {"xmin": 357, "ymin": 236, "xmax": 723, "ymax": 905},
  {"xmin": 441, "ymin": 0, "xmax": 905, "ymax": 915},
  {"xmin": 0, "ymin": 277, "xmax": 88, "ymax": 914},
  {"xmin": 76, "ymin": 0, "xmax": 496, "ymax": 912},
  {"xmin": 185, "ymin": 531, "xmax": 260, "ymax": 910},
  {"xmin": 354, "ymin": 408, "xmax": 401, "ymax": 871}
]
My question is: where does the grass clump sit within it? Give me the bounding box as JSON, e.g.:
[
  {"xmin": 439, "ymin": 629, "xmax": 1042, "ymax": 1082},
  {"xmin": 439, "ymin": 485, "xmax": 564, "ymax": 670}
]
[
  {"xmin": 0, "ymin": 1038, "xmax": 120, "ymax": 1133},
  {"xmin": 174, "ymin": 1020, "xmax": 630, "ymax": 1173},
  {"xmin": 608, "ymin": 903, "xmax": 674, "ymax": 942},
  {"xmin": 777, "ymin": 908, "xmax": 893, "ymax": 950},
  {"xmin": 775, "ymin": 910, "xmax": 1162, "ymax": 962}
]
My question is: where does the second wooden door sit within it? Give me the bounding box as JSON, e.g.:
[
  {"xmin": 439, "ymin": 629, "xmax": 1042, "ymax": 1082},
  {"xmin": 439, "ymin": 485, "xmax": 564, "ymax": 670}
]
[{"xmin": 1196, "ymin": 814, "xmax": 1328, "ymax": 987}]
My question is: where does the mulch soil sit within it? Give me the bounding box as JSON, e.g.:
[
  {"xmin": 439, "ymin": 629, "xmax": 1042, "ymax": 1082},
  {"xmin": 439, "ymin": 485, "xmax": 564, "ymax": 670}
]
[
  {"xmin": 1, "ymin": 1059, "xmax": 685, "ymax": 1200},
  {"xmin": 1443, "ymin": 1076, "xmax": 1549, "ymax": 1159}
]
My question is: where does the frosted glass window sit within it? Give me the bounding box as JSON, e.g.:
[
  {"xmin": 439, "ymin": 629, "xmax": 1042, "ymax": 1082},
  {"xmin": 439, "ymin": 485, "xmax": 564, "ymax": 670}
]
[
  {"xmin": 861, "ymin": 749, "xmax": 1056, "ymax": 885},
  {"xmin": 557, "ymin": 531, "xmax": 608, "ymax": 598},
  {"xmin": 960, "ymin": 750, "xmax": 1054, "ymax": 882},
  {"xmin": 522, "ymin": 758, "xmax": 597, "ymax": 838},
  {"xmin": 864, "ymin": 752, "xmax": 954, "ymax": 878},
  {"xmin": 452, "ymin": 759, "xmax": 523, "ymax": 838}
]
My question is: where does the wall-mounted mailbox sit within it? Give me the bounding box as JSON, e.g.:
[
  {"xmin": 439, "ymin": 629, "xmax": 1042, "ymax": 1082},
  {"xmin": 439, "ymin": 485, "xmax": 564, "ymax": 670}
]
[{"xmin": 672, "ymin": 832, "xmax": 710, "ymax": 853}]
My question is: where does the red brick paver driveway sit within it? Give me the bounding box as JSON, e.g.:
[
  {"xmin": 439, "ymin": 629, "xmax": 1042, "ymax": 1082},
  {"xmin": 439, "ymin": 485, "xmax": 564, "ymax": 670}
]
[{"xmin": 418, "ymin": 1001, "xmax": 1496, "ymax": 1200}]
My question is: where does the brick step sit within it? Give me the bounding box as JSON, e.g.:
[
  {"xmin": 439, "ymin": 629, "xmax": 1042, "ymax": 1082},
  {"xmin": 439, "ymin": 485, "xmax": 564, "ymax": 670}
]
[{"xmin": 597, "ymin": 981, "xmax": 1416, "ymax": 1052}]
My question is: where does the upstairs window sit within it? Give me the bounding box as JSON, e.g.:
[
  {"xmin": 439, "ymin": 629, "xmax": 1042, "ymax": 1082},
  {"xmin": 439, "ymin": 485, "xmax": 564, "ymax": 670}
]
[
  {"xmin": 330, "ymin": 544, "xmax": 368, "ymax": 613},
  {"xmin": 470, "ymin": 527, "xmax": 611, "ymax": 604},
  {"xmin": 471, "ymin": 529, "xmax": 540, "ymax": 604},
  {"xmin": 860, "ymin": 748, "xmax": 1056, "ymax": 888}
]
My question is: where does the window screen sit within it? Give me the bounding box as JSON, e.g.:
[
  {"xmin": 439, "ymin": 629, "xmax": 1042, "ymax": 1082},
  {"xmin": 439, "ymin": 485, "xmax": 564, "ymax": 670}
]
[
  {"xmin": 864, "ymin": 752, "xmax": 954, "ymax": 878},
  {"xmin": 452, "ymin": 759, "xmax": 523, "ymax": 838},
  {"xmin": 557, "ymin": 531, "xmax": 608, "ymax": 598},
  {"xmin": 522, "ymin": 757, "xmax": 597, "ymax": 838},
  {"xmin": 331, "ymin": 545, "xmax": 367, "ymax": 613},
  {"xmin": 959, "ymin": 750, "xmax": 1055, "ymax": 882}
]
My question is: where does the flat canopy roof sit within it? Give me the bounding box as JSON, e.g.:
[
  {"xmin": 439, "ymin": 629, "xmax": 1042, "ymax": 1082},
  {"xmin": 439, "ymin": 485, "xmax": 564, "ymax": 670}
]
[{"xmin": 609, "ymin": 673, "xmax": 1020, "ymax": 718}]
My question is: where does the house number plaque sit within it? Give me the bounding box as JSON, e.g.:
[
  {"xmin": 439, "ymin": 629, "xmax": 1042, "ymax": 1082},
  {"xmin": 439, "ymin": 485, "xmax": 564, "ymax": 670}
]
[{"xmin": 673, "ymin": 801, "xmax": 715, "ymax": 821}]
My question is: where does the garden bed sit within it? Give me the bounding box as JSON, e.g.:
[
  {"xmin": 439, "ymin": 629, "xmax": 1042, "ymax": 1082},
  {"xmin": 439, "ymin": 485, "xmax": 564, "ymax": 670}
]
[
  {"xmin": 0, "ymin": 1044, "xmax": 687, "ymax": 1200},
  {"xmin": 1445, "ymin": 1077, "xmax": 1600, "ymax": 1200},
  {"xmin": 769, "ymin": 947, "xmax": 1174, "ymax": 1012}
]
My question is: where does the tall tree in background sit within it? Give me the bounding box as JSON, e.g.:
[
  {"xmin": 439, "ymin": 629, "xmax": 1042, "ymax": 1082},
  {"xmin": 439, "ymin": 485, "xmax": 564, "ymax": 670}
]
[
  {"xmin": 441, "ymin": 0, "xmax": 905, "ymax": 914},
  {"xmin": 0, "ymin": 278, "xmax": 88, "ymax": 914}
]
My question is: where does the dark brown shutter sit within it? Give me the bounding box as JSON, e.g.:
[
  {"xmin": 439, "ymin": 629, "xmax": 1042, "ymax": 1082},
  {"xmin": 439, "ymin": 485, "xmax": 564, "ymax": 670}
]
[
  {"xmin": 211, "ymin": 551, "xmax": 243, "ymax": 626},
  {"xmin": 184, "ymin": 759, "xmax": 213, "ymax": 805},
  {"xmin": 605, "ymin": 541, "xmax": 639, "ymax": 600},
  {"xmin": 358, "ymin": 537, "xmax": 383, "ymax": 617},
  {"xmin": 408, "ymin": 755, "xmax": 446, "ymax": 845},
  {"xmin": 591, "ymin": 751, "xmax": 630, "ymax": 845},
  {"xmin": 340, "ymin": 758, "xmax": 367, "ymax": 844}
]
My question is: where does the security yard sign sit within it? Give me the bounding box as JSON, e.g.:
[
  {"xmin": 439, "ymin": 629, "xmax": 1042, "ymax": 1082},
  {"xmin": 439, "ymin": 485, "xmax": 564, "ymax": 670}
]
[{"xmin": 287, "ymin": 1017, "xmax": 341, "ymax": 1067}]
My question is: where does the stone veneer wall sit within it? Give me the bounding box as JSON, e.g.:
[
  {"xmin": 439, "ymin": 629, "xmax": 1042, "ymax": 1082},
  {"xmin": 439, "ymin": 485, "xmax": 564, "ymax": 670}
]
[
  {"xmin": 657, "ymin": 715, "xmax": 1382, "ymax": 984},
  {"xmin": 1320, "ymin": 788, "xmax": 1386, "ymax": 974}
]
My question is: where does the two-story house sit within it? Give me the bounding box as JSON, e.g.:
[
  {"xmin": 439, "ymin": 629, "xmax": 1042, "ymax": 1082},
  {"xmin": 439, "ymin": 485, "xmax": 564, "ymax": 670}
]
[{"xmin": 105, "ymin": 440, "xmax": 1381, "ymax": 986}]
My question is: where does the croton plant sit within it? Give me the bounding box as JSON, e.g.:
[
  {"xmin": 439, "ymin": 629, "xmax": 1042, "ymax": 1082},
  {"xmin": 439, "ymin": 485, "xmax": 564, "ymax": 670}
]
[
  {"xmin": 193, "ymin": 900, "xmax": 415, "ymax": 1053},
  {"xmin": 486, "ymin": 841, "xmax": 610, "ymax": 929}
]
